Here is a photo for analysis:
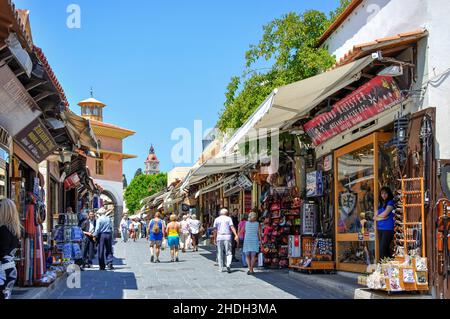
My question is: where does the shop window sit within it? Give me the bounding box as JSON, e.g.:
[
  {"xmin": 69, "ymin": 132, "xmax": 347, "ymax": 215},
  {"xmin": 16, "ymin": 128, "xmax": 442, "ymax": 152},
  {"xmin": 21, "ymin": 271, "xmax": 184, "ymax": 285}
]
[
  {"xmin": 334, "ymin": 132, "xmax": 392, "ymax": 273},
  {"xmin": 96, "ymin": 154, "xmax": 105, "ymax": 176}
]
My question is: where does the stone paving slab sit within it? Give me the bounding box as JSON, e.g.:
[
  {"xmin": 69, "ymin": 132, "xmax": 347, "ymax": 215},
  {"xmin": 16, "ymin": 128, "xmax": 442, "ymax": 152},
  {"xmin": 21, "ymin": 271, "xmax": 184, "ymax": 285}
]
[{"xmin": 43, "ymin": 239, "xmax": 348, "ymax": 299}]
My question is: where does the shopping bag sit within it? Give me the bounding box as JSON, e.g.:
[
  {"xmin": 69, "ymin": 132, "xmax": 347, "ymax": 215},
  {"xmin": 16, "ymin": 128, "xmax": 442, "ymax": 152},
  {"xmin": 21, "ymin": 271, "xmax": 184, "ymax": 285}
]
[
  {"xmin": 258, "ymin": 253, "xmax": 264, "ymax": 267},
  {"xmin": 161, "ymin": 238, "xmax": 167, "ymax": 250}
]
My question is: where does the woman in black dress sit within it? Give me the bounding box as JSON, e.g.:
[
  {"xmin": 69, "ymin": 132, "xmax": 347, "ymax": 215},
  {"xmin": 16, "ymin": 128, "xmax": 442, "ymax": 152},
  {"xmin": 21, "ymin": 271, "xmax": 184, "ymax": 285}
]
[{"xmin": 0, "ymin": 198, "xmax": 21, "ymax": 299}]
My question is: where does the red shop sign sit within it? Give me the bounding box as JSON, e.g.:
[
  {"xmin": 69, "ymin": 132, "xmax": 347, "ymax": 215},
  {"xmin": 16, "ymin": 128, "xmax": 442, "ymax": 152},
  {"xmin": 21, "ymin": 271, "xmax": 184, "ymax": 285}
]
[
  {"xmin": 64, "ymin": 173, "xmax": 81, "ymax": 190},
  {"xmin": 303, "ymin": 76, "xmax": 402, "ymax": 146}
]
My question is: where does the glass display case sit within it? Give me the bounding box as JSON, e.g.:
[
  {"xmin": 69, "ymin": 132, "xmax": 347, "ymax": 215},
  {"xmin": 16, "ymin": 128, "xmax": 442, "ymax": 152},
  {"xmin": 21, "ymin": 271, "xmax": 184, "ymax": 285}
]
[{"xmin": 334, "ymin": 132, "xmax": 392, "ymax": 273}]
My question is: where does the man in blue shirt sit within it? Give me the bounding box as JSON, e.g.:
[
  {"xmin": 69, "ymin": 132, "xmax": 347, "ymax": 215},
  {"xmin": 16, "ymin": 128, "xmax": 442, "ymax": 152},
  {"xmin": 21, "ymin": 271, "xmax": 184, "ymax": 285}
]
[{"xmin": 93, "ymin": 209, "xmax": 114, "ymax": 270}]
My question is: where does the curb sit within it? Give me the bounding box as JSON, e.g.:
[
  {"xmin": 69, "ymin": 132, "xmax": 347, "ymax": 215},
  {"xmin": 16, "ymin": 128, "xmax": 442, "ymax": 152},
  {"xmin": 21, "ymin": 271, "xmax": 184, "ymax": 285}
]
[
  {"xmin": 288, "ymin": 270, "xmax": 359, "ymax": 299},
  {"xmin": 355, "ymin": 288, "xmax": 433, "ymax": 299},
  {"xmin": 13, "ymin": 273, "xmax": 69, "ymax": 300}
]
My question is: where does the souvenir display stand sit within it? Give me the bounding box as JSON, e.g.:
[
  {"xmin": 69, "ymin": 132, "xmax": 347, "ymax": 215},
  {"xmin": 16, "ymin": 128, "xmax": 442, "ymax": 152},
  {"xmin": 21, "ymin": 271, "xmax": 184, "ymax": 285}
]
[
  {"xmin": 49, "ymin": 213, "xmax": 84, "ymax": 278},
  {"xmin": 365, "ymin": 178, "xmax": 429, "ymax": 293},
  {"xmin": 288, "ymin": 172, "xmax": 335, "ymax": 273},
  {"xmin": 262, "ymin": 186, "xmax": 300, "ymax": 269}
]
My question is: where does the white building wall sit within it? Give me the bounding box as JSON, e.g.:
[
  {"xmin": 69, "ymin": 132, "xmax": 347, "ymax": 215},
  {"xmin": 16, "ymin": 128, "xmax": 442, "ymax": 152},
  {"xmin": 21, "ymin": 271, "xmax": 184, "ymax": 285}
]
[{"xmin": 323, "ymin": 0, "xmax": 450, "ymax": 159}]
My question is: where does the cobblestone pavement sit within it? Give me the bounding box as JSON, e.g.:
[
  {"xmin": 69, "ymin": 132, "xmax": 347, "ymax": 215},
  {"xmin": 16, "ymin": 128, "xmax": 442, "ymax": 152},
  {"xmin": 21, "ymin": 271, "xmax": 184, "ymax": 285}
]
[{"xmin": 46, "ymin": 239, "xmax": 347, "ymax": 299}]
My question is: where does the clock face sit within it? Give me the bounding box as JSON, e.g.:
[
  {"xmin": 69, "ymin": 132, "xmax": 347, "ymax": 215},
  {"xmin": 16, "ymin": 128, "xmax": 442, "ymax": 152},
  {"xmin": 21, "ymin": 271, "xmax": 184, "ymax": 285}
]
[{"xmin": 151, "ymin": 163, "xmax": 158, "ymax": 170}]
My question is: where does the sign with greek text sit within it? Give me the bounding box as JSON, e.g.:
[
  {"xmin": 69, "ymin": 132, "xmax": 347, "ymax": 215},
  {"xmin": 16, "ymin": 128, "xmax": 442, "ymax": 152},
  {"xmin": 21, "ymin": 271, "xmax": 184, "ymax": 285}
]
[
  {"xmin": 304, "ymin": 76, "xmax": 402, "ymax": 146},
  {"xmin": 15, "ymin": 118, "xmax": 57, "ymax": 162}
]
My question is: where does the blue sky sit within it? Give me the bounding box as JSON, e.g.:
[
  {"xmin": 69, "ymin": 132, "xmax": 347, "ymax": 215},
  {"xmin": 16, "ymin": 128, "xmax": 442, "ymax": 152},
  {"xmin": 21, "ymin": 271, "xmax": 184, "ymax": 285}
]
[{"xmin": 15, "ymin": 0, "xmax": 340, "ymax": 182}]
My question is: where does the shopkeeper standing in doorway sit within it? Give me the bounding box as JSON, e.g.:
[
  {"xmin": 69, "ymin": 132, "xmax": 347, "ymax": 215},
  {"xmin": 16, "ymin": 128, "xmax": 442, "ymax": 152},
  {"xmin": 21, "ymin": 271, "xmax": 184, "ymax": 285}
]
[{"xmin": 374, "ymin": 186, "xmax": 395, "ymax": 259}]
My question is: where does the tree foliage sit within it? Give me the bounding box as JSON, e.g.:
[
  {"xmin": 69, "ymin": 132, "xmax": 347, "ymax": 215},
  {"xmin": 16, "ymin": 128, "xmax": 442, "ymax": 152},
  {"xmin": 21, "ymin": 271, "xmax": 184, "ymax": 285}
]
[
  {"xmin": 124, "ymin": 173, "xmax": 167, "ymax": 213},
  {"xmin": 217, "ymin": 4, "xmax": 353, "ymax": 132}
]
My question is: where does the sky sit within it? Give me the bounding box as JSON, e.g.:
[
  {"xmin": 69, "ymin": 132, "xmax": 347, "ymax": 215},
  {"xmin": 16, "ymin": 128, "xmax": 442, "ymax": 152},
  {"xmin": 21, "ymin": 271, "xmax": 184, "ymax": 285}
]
[{"xmin": 14, "ymin": 0, "xmax": 340, "ymax": 182}]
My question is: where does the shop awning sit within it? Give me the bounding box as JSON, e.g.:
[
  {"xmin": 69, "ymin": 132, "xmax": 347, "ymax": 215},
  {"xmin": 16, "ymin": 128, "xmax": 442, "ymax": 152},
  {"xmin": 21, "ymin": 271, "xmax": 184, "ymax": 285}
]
[
  {"xmin": 195, "ymin": 174, "xmax": 238, "ymax": 198},
  {"xmin": 221, "ymin": 55, "xmax": 375, "ymax": 155},
  {"xmin": 63, "ymin": 111, "xmax": 99, "ymax": 151},
  {"xmin": 141, "ymin": 189, "xmax": 167, "ymax": 206},
  {"xmin": 179, "ymin": 154, "xmax": 255, "ymax": 192}
]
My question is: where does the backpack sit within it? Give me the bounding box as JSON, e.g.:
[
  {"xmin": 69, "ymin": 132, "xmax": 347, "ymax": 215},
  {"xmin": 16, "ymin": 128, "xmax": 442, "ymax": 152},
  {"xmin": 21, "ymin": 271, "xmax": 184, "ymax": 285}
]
[{"xmin": 152, "ymin": 220, "xmax": 161, "ymax": 234}]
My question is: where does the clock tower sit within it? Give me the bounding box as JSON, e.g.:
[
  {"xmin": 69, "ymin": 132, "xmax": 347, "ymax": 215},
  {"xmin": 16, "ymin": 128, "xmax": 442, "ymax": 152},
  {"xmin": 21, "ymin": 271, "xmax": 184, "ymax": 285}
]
[{"xmin": 145, "ymin": 145, "xmax": 160, "ymax": 175}]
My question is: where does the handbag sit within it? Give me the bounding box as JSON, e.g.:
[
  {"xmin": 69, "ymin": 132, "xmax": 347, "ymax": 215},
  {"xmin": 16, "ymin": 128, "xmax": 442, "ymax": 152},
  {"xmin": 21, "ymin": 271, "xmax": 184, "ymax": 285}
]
[{"xmin": 258, "ymin": 253, "xmax": 264, "ymax": 267}]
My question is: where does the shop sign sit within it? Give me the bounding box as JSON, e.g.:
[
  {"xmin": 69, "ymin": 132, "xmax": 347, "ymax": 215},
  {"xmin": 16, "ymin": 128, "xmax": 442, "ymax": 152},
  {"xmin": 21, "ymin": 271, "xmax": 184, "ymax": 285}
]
[
  {"xmin": 0, "ymin": 64, "xmax": 41, "ymax": 136},
  {"xmin": 304, "ymin": 76, "xmax": 402, "ymax": 146},
  {"xmin": 245, "ymin": 191, "xmax": 252, "ymax": 213},
  {"xmin": 64, "ymin": 173, "xmax": 81, "ymax": 190},
  {"xmin": 14, "ymin": 118, "xmax": 57, "ymax": 163},
  {"xmin": 323, "ymin": 154, "xmax": 333, "ymax": 172}
]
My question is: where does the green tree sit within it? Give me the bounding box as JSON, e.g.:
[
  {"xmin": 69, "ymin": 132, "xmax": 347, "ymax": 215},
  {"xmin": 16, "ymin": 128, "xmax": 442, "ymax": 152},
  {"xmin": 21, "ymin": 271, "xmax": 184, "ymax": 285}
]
[
  {"xmin": 328, "ymin": 0, "xmax": 352, "ymax": 26},
  {"xmin": 217, "ymin": 10, "xmax": 335, "ymax": 131},
  {"xmin": 124, "ymin": 173, "xmax": 167, "ymax": 213}
]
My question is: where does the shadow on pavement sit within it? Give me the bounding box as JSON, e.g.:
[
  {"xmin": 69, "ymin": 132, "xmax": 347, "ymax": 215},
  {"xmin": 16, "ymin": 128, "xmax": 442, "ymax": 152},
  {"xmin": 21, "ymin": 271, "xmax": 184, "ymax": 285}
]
[{"xmin": 50, "ymin": 270, "xmax": 138, "ymax": 299}]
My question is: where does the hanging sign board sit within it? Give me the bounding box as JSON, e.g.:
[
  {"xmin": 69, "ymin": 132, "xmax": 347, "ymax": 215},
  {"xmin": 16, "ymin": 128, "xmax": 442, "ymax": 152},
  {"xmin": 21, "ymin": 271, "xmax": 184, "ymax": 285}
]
[
  {"xmin": 304, "ymin": 76, "xmax": 402, "ymax": 146},
  {"xmin": 64, "ymin": 173, "xmax": 81, "ymax": 190},
  {"xmin": 0, "ymin": 64, "xmax": 41, "ymax": 136},
  {"xmin": 14, "ymin": 118, "xmax": 57, "ymax": 163}
]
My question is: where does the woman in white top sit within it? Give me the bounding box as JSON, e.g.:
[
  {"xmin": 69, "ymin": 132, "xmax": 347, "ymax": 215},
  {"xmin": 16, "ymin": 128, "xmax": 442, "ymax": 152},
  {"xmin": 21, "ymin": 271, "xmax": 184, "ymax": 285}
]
[
  {"xmin": 120, "ymin": 214, "xmax": 130, "ymax": 243},
  {"xmin": 189, "ymin": 215, "xmax": 201, "ymax": 252}
]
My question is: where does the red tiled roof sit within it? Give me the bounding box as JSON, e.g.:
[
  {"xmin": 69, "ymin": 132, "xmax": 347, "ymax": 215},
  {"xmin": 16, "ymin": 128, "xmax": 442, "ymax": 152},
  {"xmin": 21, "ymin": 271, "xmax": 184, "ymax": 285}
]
[
  {"xmin": 318, "ymin": 0, "xmax": 363, "ymax": 46},
  {"xmin": 34, "ymin": 46, "xmax": 69, "ymax": 108},
  {"xmin": 0, "ymin": 0, "xmax": 34, "ymax": 49},
  {"xmin": 331, "ymin": 29, "xmax": 427, "ymax": 69}
]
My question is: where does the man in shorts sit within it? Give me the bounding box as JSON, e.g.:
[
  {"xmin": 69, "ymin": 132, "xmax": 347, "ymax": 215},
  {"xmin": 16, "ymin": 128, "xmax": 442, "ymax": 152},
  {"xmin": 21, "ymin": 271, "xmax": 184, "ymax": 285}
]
[{"xmin": 147, "ymin": 212, "xmax": 165, "ymax": 263}]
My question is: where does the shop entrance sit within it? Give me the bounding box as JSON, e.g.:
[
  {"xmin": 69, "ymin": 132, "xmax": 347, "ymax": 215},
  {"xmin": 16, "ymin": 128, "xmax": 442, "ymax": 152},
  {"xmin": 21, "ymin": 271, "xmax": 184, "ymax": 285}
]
[{"xmin": 334, "ymin": 132, "xmax": 392, "ymax": 273}]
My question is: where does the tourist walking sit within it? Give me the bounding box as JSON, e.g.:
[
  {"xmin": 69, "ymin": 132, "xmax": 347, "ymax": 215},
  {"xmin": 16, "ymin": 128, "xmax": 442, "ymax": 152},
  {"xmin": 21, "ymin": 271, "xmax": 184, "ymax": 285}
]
[
  {"xmin": 147, "ymin": 212, "xmax": 165, "ymax": 263},
  {"xmin": 242, "ymin": 212, "xmax": 262, "ymax": 275},
  {"xmin": 93, "ymin": 209, "xmax": 115, "ymax": 270},
  {"xmin": 238, "ymin": 214, "xmax": 248, "ymax": 267},
  {"xmin": 180, "ymin": 215, "xmax": 191, "ymax": 253},
  {"xmin": 166, "ymin": 214, "xmax": 181, "ymax": 262},
  {"xmin": 81, "ymin": 211, "xmax": 97, "ymax": 268},
  {"xmin": 189, "ymin": 214, "xmax": 201, "ymax": 252},
  {"xmin": 120, "ymin": 214, "xmax": 130, "ymax": 243},
  {"xmin": 0, "ymin": 199, "xmax": 21, "ymax": 299},
  {"xmin": 132, "ymin": 219, "xmax": 141, "ymax": 242},
  {"xmin": 213, "ymin": 208, "xmax": 239, "ymax": 273}
]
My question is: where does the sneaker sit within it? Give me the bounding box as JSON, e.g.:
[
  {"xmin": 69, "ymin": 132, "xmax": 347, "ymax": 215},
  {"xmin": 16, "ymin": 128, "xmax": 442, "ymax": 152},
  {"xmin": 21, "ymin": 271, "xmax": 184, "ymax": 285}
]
[
  {"xmin": 108, "ymin": 264, "xmax": 115, "ymax": 270},
  {"xmin": 150, "ymin": 256, "xmax": 154, "ymax": 263},
  {"xmin": 227, "ymin": 267, "xmax": 231, "ymax": 273},
  {"xmin": 176, "ymin": 257, "xmax": 179, "ymax": 262},
  {"xmin": 156, "ymin": 259, "xmax": 160, "ymax": 263}
]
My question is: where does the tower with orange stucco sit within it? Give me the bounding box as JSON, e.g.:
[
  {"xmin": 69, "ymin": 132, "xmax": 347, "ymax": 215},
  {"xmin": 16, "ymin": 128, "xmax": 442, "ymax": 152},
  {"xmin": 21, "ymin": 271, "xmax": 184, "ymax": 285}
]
[
  {"xmin": 144, "ymin": 145, "xmax": 160, "ymax": 175},
  {"xmin": 78, "ymin": 91, "xmax": 136, "ymax": 235}
]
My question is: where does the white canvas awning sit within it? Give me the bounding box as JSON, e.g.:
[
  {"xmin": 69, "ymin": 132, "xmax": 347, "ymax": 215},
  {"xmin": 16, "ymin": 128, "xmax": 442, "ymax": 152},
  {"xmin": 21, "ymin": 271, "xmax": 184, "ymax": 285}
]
[
  {"xmin": 195, "ymin": 174, "xmax": 238, "ymax": 198},
  {"xmin": 221, "ymin": 55, "xmax": 375, "ymax": 155},
  {"xmin": 179, "ymin": 154, "xmax": 255, "ymax": 193}
]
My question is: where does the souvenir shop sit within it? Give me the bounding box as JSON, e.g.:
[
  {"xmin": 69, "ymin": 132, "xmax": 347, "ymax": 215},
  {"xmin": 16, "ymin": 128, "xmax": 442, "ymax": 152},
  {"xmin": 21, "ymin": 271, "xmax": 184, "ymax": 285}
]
[
  {"xmin": 10, "ymin": 150, "xmax": 48, "ymax": 287},
  {"xmin": 286, "ymin": 72, "xmax": 434, "ymax": 292}
]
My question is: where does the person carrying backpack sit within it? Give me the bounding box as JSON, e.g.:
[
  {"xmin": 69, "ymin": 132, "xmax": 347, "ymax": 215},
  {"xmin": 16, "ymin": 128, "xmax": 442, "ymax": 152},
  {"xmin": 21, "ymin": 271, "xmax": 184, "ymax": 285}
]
[{"xmin": 147, "ymin": 212, "xmax": 165, "ymax": 263}]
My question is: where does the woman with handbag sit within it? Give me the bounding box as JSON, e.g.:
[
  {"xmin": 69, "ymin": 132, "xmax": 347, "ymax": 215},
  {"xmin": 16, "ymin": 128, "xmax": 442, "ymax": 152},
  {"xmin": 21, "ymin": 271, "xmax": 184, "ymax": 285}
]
[
  {"xmin": 0, "ymin": 199, "xmax": 21, "ymax": 299},
  {"xmin": 242, "ymin": 212, "xmax": 262, "ymax": 275}
]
